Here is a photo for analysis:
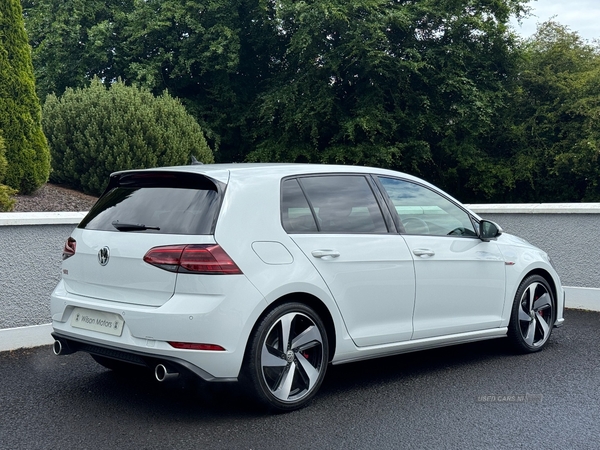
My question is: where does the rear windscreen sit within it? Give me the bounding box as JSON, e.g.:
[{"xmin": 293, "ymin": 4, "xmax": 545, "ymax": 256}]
[{"xmin": 78, "ymin": 172, "xmax": 222, "ymax": 235}]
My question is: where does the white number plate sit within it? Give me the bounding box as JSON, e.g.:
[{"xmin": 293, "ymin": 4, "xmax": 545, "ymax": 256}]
[{"xmin": 71, "ymin": 307, "xmax": 124, "ymax": 337}]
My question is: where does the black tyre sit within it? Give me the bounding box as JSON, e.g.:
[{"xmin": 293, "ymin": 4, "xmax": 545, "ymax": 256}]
[
  {"xmin": 243, "ymin": 302, "xmax": 329, "ymax": 412},
  {"xmin": 507, "ymin": 275, "xmax": 555, "ymax": 353}
]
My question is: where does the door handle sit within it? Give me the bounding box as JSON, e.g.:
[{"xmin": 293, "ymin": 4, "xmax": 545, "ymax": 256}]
[
  {"xmin": 311, "ymin": 250, "xmax": 340, "ymax": 259},
  {"xmin": 413, "ymin": 248, "xmax": 435, "ymax": 257}
]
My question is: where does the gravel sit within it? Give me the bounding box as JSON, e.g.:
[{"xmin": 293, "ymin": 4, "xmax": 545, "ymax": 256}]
[{"xmin": 12, "ymin": 183, "xmax": 98, "ymax": 212}]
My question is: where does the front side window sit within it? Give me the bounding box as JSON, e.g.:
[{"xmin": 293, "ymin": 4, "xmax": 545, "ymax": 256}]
[
  {"xmin": 378, "ymin": 177, "xmax": 476, "ymax": 237},
  {"xmin": 281, "ymin": 175, "xmax": 388, "ymax": 234}
]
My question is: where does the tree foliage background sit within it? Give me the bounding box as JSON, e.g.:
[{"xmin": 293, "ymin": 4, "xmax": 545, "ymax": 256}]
[
  {"xmin": 21, "ymin": 0, "xmax": 600, "ymax": 202},
  {"xmin": 1, "ymin": 0, "xmax": 50, "ymax": 195},
  {"xmin": 509, "ymin": 21, "xmax": 600, "ymax": 202}
]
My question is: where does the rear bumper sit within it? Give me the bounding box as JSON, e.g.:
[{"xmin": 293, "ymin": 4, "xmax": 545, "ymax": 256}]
[
  {"xmin": 50, "ymin": 276, "xmax": 267, "ymax": 380},
  {"xmin": 52, "ymin": 332, "xmax": 232, "ymax": 381}
]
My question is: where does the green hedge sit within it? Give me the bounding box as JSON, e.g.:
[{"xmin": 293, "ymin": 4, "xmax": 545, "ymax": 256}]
[{"xmin": 43, "ymin": 79, "xmax": 214, "ymax": 195}]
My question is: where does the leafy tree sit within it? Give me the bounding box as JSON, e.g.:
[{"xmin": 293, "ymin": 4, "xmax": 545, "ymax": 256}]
[
  {"xmin": 0, "ymin": 0, "xmax": 50, "ymax": 194},
  {"xmin": 509, "ymin": 21, "xmax": 600, "ymax": 201},
  {"xmin": 24, "ymin": 0, "xmax": 277, "ymax": 162},
  {"xmin": 24, "ymin": 0, "xmax": 534, "ymax": 201},
  {"xmin": 22, "ymin": 0, "xmax": 133, "ymax": 101},
  {"xmin": 247, "ymin": 0, "xmax": 527, "ymax": 201},
  {"xmin": 43, "ymin": 79, "xmax": 214, "ymax": 195},
  {"xmin": 118, "ymin": 0, "xmax": 282, "ymax": 162}
]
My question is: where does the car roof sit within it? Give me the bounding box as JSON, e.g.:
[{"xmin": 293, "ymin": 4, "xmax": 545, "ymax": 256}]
[
  {"xmin": 110, "ymin": 163, "xmax": 480, "ymax": 219},
  {"xmin": 112, "ymin": 163, "xmax": 424, "ymax": 185}
]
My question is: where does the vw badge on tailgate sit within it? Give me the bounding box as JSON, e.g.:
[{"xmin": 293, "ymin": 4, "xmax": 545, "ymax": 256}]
[{"xmin": 98, "ymin": 247, "xmax": 110, "ymax": 266}]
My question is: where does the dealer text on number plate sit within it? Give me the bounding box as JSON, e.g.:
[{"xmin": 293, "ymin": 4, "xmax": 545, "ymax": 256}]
[{"xmin": 71, "ymin": 307, "xmax": 124, "ymax": 336}]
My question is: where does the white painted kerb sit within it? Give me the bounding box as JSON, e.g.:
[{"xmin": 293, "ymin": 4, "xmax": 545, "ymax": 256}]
[
  {"xmin": 0, "ymin": 324, "xmax": 55, "ymax": 352},
  {"xmin": 564, "ymin": 287, "xmax": 600, "ymax": 312}
]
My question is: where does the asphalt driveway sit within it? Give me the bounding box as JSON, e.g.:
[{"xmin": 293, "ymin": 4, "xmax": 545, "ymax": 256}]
[{"xmin": 1, "ymin": 309, "xmax": 599, "ymax": 450}]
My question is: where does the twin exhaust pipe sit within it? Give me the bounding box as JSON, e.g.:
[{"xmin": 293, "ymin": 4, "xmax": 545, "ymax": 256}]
[
  {"xmin": 53, "ymin": 340, "xmax": 180, "ymax": 382},
  {"xmin": 52, "ymin": 339, "xmax": 74, "ymax": 356},
  {"xmin": 154, "ymin": 364, "xmax": 180, "ymax": 382}
]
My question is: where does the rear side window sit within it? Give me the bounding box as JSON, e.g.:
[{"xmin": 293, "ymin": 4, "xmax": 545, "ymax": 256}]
[
  {"xmin": 79, "ymin": 172, "xmax": 222, "ymax": 235},
  {"xmin": 281, "ymin": 175, "xmax": 388, "ymax": 234}
]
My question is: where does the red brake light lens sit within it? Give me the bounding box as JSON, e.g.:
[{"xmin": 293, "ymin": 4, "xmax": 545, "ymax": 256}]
[
  {"xmin": 143, "ymin": 245, "xmax": 186, "ymax": 272},
  {"xmin": 180, "ymin": 244, "xmax": 242, "ymax": 274},
  {"xmin": 62, "ymin": 237, "xmax": 76, "ymax": 260},
  {"xmin": 143, "ymin": 244, "xmax": 242, "ymax": 275}
]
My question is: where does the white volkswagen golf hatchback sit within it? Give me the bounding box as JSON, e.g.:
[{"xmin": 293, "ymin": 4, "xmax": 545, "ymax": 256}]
[{"xmin": 51, "ymin": 163, "xmax": 564, "ymax": 411}]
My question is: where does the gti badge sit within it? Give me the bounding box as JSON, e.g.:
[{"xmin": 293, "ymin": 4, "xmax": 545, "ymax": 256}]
[{"xmin": 98, "ymin": 247, "xmax": 110, "ymax": 266}]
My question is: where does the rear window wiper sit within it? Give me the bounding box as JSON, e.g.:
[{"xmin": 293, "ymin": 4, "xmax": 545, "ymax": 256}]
[{"xmin": 111, "ymin": 221, "xmax": 160, "ymax": 232}]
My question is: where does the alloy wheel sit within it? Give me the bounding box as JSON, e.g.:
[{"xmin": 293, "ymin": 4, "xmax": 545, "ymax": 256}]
[
  {"xmin": 517, "ymin": 281, "xmax": 553, "ymax": 348},
  {"xmin": 260, "ymin": 311, "xmax": 325, "ymax": 403}
]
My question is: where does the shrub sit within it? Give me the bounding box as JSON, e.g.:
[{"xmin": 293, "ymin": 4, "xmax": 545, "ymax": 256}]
[
  {"xmin": 0, "ymin": 0, "xmax": 51, "ymax": 194},
  {"xmin": 0, "ymin": 134, "xmax": 16, "ymax": 211},
  {"xmin": 43, "ymin": 79, "xmax": 214, "ymax": 195},
  {"xmin": 0, "ymin": 184, "xmax": 16, "ymax": 212}
]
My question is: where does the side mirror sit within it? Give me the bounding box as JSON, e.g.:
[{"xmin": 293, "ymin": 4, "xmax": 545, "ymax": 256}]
[{"xmin": 479, "ymin": 220, "xmax": 503, "ymax": 242}]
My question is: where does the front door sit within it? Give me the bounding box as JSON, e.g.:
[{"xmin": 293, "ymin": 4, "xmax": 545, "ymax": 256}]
[{"xmin": 377, "ymin": 176, "xmax": 506, "ymax": 340}]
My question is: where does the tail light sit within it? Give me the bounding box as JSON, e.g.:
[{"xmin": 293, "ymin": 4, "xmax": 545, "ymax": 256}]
[
  {"xmin": 62, "ymin": 237, "xmax": 76, "ymax": 260},
  {"xmin": 143, "ymin": 244, "xmax": 242, "ymax": 275}
]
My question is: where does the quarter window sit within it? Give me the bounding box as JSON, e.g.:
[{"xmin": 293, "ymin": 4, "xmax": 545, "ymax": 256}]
[
  {"xmin": 281, "ymin": 179, "xmax": 319, "ymax": 233},
  {"xmin": 378, "ymin": 177, "xmax": 477, "ymax": 237}
]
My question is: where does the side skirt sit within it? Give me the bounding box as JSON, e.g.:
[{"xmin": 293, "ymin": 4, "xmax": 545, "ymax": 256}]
[{"xmin": 332, "ymin": 327, "xmax": 508, "ymax": 366}]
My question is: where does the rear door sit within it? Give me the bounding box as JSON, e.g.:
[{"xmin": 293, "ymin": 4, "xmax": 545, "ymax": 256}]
[{"xmin": 282, "ymin": 175, "xmax": 416, "ymax": 347}]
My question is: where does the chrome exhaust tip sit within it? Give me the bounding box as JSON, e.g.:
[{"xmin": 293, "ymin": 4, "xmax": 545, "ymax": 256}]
[
  {"xmin": 52, "ymin": 340, "xmax": 62, "ymax": 355},
  {"xmin": 155, "ymin": 364, "xmax": 179, "ymax": 382},
  {"xmin": 52, "ymin": 339, "xmax": 74, "ymax": 355},
  {"xmin": 53, "ymin": 339, "xmax": 71, "ymax": 355}
]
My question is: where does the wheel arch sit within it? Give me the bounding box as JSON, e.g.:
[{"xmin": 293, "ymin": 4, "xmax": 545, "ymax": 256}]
[
  {"xmin": 523, "ymin": 268, "xmax": 558, "ymax": 305},
  {"xmin": 245, "ymin": 292, "xmax": 337, "ymax": 363}
]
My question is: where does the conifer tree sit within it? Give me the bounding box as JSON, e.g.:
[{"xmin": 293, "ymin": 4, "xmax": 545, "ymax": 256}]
[{"xmin": 0, "ymin": 0, "xmax": 50, "ymax": 194}]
